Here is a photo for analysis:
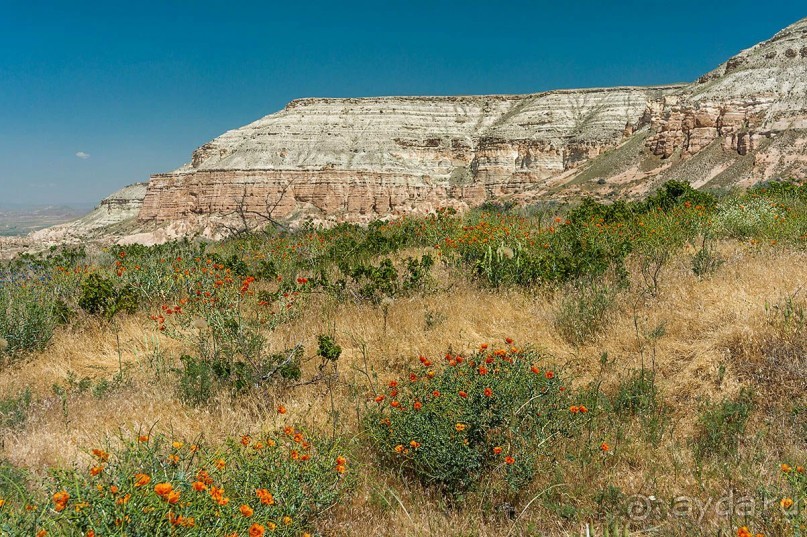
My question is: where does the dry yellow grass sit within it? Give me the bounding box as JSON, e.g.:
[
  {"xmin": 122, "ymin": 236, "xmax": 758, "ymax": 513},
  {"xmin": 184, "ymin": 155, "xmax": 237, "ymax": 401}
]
[{"xmin": 1, "ymin": 242, "xmax": 805, "ymax": 535}]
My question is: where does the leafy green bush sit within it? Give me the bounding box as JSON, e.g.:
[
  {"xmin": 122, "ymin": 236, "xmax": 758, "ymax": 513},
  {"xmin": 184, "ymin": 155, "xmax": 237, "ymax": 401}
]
[
  {"xmin": 0, "ymin": 283, "xmax": 60, "ymax": 356},
  {"xmin": 714, "ymin": 197, "xmax": 786, "ymax": 239},
  {"xmin": 0, "ymin": 431, "xmax": 352, "ymax": 536},
  {"xmin": 365, "ymin": 342, "xmax": 576, "ymax": 497},
  {"xmin": 78, "ymin": 273, "xmax": 138, "ymax": 318}
]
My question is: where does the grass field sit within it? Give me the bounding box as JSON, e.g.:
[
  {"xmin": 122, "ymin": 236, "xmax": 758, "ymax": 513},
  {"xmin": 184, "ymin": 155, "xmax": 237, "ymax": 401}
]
[{"xmin": 1, "ymin": 181, "xmax": 806, "ymax": 536}]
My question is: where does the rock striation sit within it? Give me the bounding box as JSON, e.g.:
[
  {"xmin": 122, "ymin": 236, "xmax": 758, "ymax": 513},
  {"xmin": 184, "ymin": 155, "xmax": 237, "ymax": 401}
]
[{"xmin": 131, "ymin": 17, "xmax": 807, "ymax": 227}]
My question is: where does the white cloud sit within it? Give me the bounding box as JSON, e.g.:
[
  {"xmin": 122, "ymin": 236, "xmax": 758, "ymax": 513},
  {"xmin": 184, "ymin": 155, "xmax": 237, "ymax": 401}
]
[{"xmin": 75, "ymin": 151, "xmax": 90, "ymax": 159}]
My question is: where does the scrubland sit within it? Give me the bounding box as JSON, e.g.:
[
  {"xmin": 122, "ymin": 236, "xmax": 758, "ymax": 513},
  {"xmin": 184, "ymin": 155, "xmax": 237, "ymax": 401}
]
[{"xmin": 1, "ymin": 181, "xmax": 806, "ymax": 536}]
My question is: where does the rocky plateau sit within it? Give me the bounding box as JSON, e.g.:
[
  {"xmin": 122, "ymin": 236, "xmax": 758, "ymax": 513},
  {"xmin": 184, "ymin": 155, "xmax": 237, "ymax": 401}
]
[{"xmin": 7, "ymin": 17, "xmax": 807, "ymax": 249}]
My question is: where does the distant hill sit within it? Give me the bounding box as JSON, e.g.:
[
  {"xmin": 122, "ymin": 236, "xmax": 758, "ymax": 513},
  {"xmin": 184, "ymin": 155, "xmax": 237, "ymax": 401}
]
[{"xmin": 0, "ymin": 205, "xmax": 92, "ymax": 236}]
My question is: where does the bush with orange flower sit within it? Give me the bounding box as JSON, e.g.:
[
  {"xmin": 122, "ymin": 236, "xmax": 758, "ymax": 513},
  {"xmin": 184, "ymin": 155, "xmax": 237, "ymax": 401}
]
[
  {"xmin": 365, "ymin": 341, "xmax": 578, "ymax": 496},
  {"xmin": 0, "ymin": 430, "xmax": 352, "ymax": 536}
]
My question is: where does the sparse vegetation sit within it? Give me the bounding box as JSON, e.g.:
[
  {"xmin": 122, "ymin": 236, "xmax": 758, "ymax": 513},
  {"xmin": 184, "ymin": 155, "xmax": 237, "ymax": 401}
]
[{"xmin": 0, "ymin": 180, "xmax": 806, "ymax": 535}]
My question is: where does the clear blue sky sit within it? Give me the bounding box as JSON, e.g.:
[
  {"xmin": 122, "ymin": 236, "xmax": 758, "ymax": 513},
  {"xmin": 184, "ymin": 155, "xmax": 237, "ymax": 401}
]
[{"xmin": 1, "ymin": 1, "xmax": 804, "ymax": 206}]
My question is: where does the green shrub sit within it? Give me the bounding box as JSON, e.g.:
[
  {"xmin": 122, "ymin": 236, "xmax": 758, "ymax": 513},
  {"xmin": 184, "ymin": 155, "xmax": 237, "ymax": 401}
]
[
  {"xmin": 0, "ymin": 431, "xmax": 352, "ymax": 536},
  {"xmin": 553, "ymin": 280, "xmax": 616, "ymax": 346},
  {"xmin": 317, "ymin": 335, "xmax": 341, "ymax": 362},
  {"xmin": 693, "ymin": 388, "xmax": 754, "ymax": 462},
  {"xmin": 691, "ymin": 243, "xmax": 723, "ymax": 277},
  {"xmin": 714, "ymin": 197, "xmax": 786, "ymax": 239},
  {"xmin": 0, "ymin": 283, "xmax": 59, "ymax": 356},
  {"xmin": 365, "ymin": 342, "xmax": 576, "ymax": 497},
  {"xmin": 78, "ymin": 273, "xmax": 138, "ymax": 318}
]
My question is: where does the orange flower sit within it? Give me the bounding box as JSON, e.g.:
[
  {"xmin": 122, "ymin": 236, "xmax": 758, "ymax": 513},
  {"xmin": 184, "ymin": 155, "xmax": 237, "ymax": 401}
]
[
  {"xmin": 530, "ymin": 365, "xmax": 540, "ymax": 375},
  {"xmin": 240, "ymin": 504, "xmax": 254, "ymax": 517},
  {"xmin": 215, "ymin": 459, "xmax": 226, "ymax": 470},
  {"xmin": 410, "ymin": 440, "xmax": 421, "ymax": 449},
  {"xmin": 545, "ymin": 371, "xmax": 554, "ymax": 379},
  {"xmin": 167, "ymin": 490, "xmax": 182, "ymax": 504},
  {"xmin": 480, "ymin": 343, "xmax": 489, "ymax": 350},
  {"xmin": 781, "ymin": 497, "xmax": 794, "ymax": 509},
  {"xmin": 579, "ymin": 405, "xmax": 588, "ymax": 413},
  {"xmin": 154, "ymin": 482, "xmax": 173, "ymax": 498},
  {"xmin": 91, "ymin": 449, "xmax": 110, "ymax": 462},
  {"xmin": 277, "ymin": 405, "xmax": 287, "ymax": 414},
  {"xmin": 493, "ymin": 446, "xmax": 503, "ymax": 455},
  {"xmin": 192, "ymin": 481, "xmax": 207, "ymax": 492},
  {"xmin": 413, "ymin": 401, "xmax": 423, "ymax": 410},
  {"xmin": 455, "ymin": 423, "xmax": 467, "ymax": 432},
  {"xmin": 458, "ymin": 390, "xmax": 468, "ymax": 398},
  {"xmin": 781, "ymin": 463, "xmax": 792, "ymax": 473},
  {"xmin": 52, "ymin": 490, "xmax": 69, "ymax": 512},
  {"xmin": 256, "ymin": 488, "xmax": 275, "ymax": 505},
  {"xmin": 600, "ymin": 442, "xmax": 610, "ymax": 452},
  {"xmin": 483, "ymin": 387, "xmax": 493, "ymax": 397},
  {"xmin": 282, "ymin": 515, "xmax": 293, "ymax": 525},
  {"xmin": 89, "ymin": 465, "xmax": 104, "ymax": 476},
  {"xmin": 394, "ymin": 444, "xmax": 404, "ymax": 454},
  {"xmin": 432, "ymin": 390, "xmax": 440, "ymax": 398},
  {"xmin": 336, "ymin": 464, "xmax": 346, "ymax": 474},
  {"xmin": 478, "ymin": 366, "xmax": 488, "ymax": 375},
  {"xmin": 167, "ymin": 454, "xmax": 179, "ymax": 464},
  {"xmin": 241, "ymin": 435, "xmax": 252, "ymax": 446},
  {"xmin": 374, "ymin": 394, "xmax": 385, "ymax": 403},
  {"xmin": 249, "ymin": 523, "xmax": 265, "ymax": 537},
  {"xmin": 134, "ymin": 473, "xmax": 151, "ymax": 488},
  {"xmin": 569, "ymin": 406, "xmax": 579, "ymax": 414},
  {"xmin": 504, "ymin": 456, "xmax": 515, "ymax": 465},
  {"xmin": 505, "ymin": 337, "xmax": 514, "ymax": 344},
  {"xmin": 36, "ymin": 530, "xmax": 47, "ymax": 537},
  {"xmin": 336, "ymin": 456, "xmax": 347, "ymax": 465},
  {"xmin": 172, "ymin": 441, "xmax": 184, "ymax": 450}
]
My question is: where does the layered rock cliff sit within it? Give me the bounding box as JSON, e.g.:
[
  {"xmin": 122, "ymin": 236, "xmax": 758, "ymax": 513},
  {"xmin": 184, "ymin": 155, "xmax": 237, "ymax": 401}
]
[{"xmin": 137, "ymin": 17, "xmax": 807, "ymax": 226}]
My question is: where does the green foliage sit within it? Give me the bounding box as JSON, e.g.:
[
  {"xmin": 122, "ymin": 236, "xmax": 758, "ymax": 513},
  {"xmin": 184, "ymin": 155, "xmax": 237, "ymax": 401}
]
[
  {"xmin": 0, "ymin": 431, "xmax": 352, "ymax": 536},
  {"xmin": 641, "ymin": 180, "xmax": 717, "ymax": 212},
  {"xmin": 78, "ymin": 273, "xmax": 138, "ymax": 318},
  {"xmin": 0, "ymin": 283, "xmax": 60, "ymax": 356},
  {"xmin": 340, "ymin": 254, "xmax": 434, "ymax": 303},
  {"xmin": 691, "ymin": 243, "xmax": 723, "ymax": 277},
  {"xmin": 365, "ymin": 344, "xmax": 576, "ymax": 497},
  {"xmin": 317, "ymin": 335, "xmax": 341, "ymax": 362},
  {"xmin": 693, "ymin": 388, "xmax": 754, "ymax": 462}
]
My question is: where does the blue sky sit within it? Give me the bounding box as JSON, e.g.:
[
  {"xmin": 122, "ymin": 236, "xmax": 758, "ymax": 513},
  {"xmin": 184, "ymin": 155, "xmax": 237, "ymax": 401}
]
[{"xmin": 1, "ymin": 1, "xmax": 804, "ymax": 206}]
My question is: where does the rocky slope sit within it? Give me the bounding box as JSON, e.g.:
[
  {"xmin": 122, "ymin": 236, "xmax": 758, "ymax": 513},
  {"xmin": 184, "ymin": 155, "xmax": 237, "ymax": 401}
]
[{"xmin": 134, "ymin": 18, "xmax": 807, "ymax": 227}]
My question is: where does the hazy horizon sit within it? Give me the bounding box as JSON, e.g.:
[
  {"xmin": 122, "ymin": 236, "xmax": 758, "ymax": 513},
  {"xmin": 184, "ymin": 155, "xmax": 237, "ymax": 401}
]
[{"xmin": 1, "ymin": 0, "xmax": 805, "ymax": 207}]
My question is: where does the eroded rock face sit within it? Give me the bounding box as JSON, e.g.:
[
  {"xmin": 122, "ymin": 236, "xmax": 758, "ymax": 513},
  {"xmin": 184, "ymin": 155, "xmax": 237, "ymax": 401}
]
[
  {"xmin": 646, "ymin": 18, "xmax": 807, "ymax": 161},
  {"xmin": 139, "ymin": 88, "xmax": 679, "ymax": 223},
  {"xmin": 134, "ymin": 18, "xmax": 807, "ymax": 228}
]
